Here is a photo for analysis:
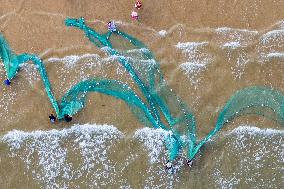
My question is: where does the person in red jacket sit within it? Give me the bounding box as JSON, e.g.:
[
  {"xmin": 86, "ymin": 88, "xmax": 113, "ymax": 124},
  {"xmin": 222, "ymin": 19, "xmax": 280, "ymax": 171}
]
[{"xmin": 135, "ymin": 0, "xmax": 142, "ymax": 9}]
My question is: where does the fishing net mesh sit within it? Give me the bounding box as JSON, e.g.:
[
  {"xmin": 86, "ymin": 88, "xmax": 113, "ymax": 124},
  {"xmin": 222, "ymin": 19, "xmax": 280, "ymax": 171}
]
[{"xmin": 0, "ymin": 18, "xmax": 283, "ymax": 161}]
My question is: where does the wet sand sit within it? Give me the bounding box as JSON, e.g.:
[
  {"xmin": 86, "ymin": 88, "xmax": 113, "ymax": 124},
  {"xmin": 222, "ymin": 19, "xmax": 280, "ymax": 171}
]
[{"xmin": 0, "ymin": 0, "xmax": 284, "ymax": 188}]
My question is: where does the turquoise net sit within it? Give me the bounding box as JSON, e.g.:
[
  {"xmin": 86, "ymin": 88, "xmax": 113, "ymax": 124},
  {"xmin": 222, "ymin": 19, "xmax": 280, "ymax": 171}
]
[{"xmin": 0, "ymin": 17, "xmax": 283, "ymax": 162}]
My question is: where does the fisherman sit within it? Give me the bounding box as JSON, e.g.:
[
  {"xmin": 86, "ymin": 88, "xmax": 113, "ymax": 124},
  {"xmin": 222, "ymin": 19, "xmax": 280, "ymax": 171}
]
[
  {"xmin": 64, "ymin": 114, "xmax": 72, "ymax": 122},
  {"xmin": 106, "ymin": 21, "xmax": 117, "ymax": 40},
  {"xmin": 107, "ymin": 21, "xmax": 117, "ymax": 32},
  {"xmin": 131, "ymin": 11, "xmax": 139, "ymax": 20},
  {"xmin": 165, "ymin": 160, "xmax": 173, "ymax": 170},
  {"xmin": 49, "ymin": 114, "xmax": 56, "ymax": 123},
  {"xmin": 4, "ymin": 79, "xmax": 11, "ymax": 86},
  {"xmin": 186, "ymin": 159, "xmax": 193, "ymax": 167},
  {"xmin": 135, "ymin": 0, "xmax": 142, "ymax": 9}
]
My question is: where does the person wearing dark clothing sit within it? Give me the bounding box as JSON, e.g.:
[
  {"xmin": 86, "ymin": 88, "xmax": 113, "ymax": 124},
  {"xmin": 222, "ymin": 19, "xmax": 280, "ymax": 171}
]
[
  {"xmin": 49, "ymin": 114, "xmax": 56, "ymax": 123},
  {"xmin": 4, "ymin": 79, "xmax": 11, "ymax": 86},
  {"xmin": 186, "ymin": 159, "xmax": 193, "ymax": 167},
  {"xmin": 64, "ymin": 114, "xmax": 72, "ymax": 122},
  {"xmin": 165, "ymin": 160, "xmax": 172, "ymax": 170}
]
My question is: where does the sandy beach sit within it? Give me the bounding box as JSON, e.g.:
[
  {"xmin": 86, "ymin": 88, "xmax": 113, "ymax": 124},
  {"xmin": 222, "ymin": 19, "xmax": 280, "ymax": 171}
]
[{"xmin": 0, "ymin": 0, "xmax": 283, "ymax": 188}]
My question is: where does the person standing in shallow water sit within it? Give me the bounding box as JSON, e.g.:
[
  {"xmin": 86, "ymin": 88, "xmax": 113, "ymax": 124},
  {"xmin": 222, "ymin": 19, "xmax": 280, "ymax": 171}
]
[
  {"xmin": 107, "ymin": 21, "xmax": 117, "ymax": 32},
  {"xmin": 165, "ymin": 160, "xmax": 173, "ymax": 170},
  {"xmin": 106, "ymin": 21, "xmax": 117, "ymax": 40},
  {"xmin": 131, "ymin": 11, "xmax": 139, "ymax": 20},
  {"xmin": 135, "ymin": 0, "xmax": 142, "ymax": 9},
  {"xmin": 4, "ymin": 79, "xmax": 11, "ymax": 86},
  {"xmin": 49, "ymin": 114, "xmax": 56, "ymax": 123},
  {"xmin": 64, "ymin": 114, "xmax": 72, "ymax": 122},
  {"xmin": 165, "ymin": 159, "xmax": 193, "ymax": 170},
  {"xmin": 131, "ymin": 0, "xmax": 142, "ymax": 20},
  {"xmin": 186, "ymin": 159, "xmax": 193, "ymax": 167}
]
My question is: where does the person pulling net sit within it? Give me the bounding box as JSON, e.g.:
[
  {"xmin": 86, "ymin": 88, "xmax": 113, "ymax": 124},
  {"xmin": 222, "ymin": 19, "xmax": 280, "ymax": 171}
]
[
  {"xmin": 106, "ymin": 21, "xmax": 117, "ymax": 39},
  {"xmin": 135, "ymin": 0, "xmax": 142, "ymax": 9}
]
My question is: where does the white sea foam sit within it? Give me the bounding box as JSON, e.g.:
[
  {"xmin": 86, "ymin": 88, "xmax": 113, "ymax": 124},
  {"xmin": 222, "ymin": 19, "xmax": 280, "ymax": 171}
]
[
  {"xmin": 212, "ymin": 125, "xmax": 284, "ymax": 189},
  {"xmin": 179, "ymin": 63, "xmax": 206, "ymax": 76},
  {"xmin": 158, "ymin": 30, "xmax": 167, "ymax": 37},
  {"xmin": 279, "ymin": 20, "xmax": 284, "ymax": 29},
  {"xmin": 2, "ymin": 124, "xmax": 123, "ymax": 149},
  {"xmin": 266, "ymin": 52, "xmax": 284, "ymax": 59},
  {"xmin": 1, "ymin": 123, "xmax": 283, "ymax": 188},
  {"xmin": 175, "ymin": 42, "xmax": 212, "ymax": 67},
  {"xmin": 133, "ymin": 127, "xmax": 183, "ymax": 188},
  {"xmin": 134, "ymin": 128, "xmax": 170, "ymax": 164},
  {"xmin": 1, "ymin": 125, "xmax": 184, "ymax": 188},
  {"xmin": 215, "ymin": 27, "xmax": 256, "ymax": 78},
  {"xmin": 255, "ymin": 28, "xmax": 284, "ymax": 62},
  {"xmin": 176, "ymin": 41, "xmax": 209, "ymax": 49},
  {"xmin": 226, "ymin": 125, "xmax": 284, "ymax": 136},
  {"xmin": 47, "ymin": 54, "xmax": 101, "ymax": 68},
  {"xmin": 176, "ymin": 42, "xmax": 213, "ymax": 86},
  {"xmin": 46, "ymin": 52, "xmax": 130, "ymax": 92},
  {"xmin": 260, "ymin": 30, "xmax": 284, "ymax": 46},
  {"xmin": 215, "ymin": 27, "xmax": 258, "ymax": 34},
  {"xmin": 223, "ymin": 41, "xmax": 242, "ymax": 49},
  {"xmin": 2, "ymin": 124, "xmax": 124, "ymax": 189},
  {"xmin": 216, "ymin": 27, "xmax": 258, "ymax": 49}
]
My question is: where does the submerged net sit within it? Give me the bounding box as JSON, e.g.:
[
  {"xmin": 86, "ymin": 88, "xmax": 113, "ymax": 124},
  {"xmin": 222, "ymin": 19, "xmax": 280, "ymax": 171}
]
[
  {"xmin": 1, "ymin": 18, "xmax": 283, "ymax": 162},
  {"xmin": 0, "ymin": 34, "xmax": 61, "ymax": 117}
]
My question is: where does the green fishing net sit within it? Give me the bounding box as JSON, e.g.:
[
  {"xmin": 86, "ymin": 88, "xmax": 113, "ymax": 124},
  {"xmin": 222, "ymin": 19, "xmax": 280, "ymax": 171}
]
[{"xmin": 0, "ymin": 17, "xmax": 283, "ymax": 162}]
